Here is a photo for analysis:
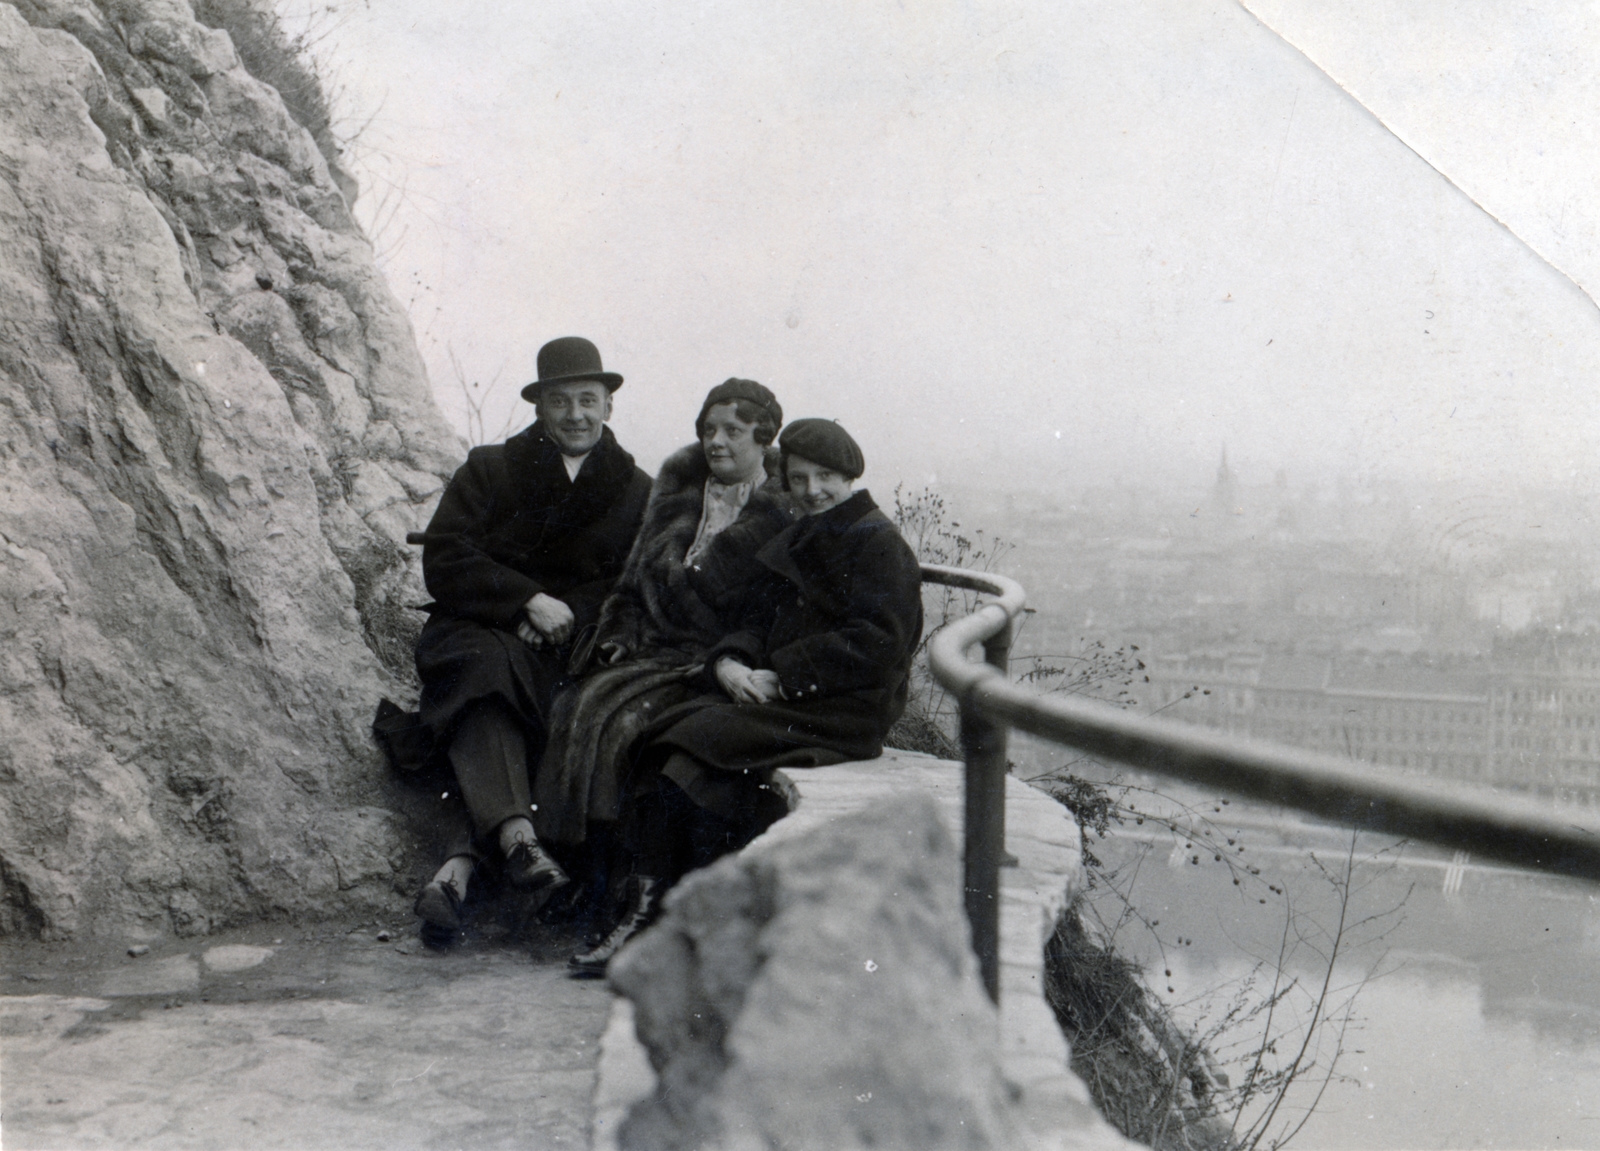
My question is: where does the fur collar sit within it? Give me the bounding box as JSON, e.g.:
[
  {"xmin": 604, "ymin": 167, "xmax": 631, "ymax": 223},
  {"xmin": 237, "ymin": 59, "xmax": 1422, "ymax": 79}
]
[
  {"xmin": 755, "ymin": 491, "xmax": 882, "ymax": 615},
  {"xmin": 654, "ymin": 442, "xmax": 786, "ymax": 499},
  {"xmin": 500, "ymin": 421, "xmax": 639, "ymax": 539}
]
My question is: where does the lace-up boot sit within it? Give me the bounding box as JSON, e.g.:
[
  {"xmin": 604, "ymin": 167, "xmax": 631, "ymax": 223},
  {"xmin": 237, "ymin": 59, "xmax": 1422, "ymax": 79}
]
[{"xmin": 568, "ymin": 874, "xmax": 664, "ymax": 978}]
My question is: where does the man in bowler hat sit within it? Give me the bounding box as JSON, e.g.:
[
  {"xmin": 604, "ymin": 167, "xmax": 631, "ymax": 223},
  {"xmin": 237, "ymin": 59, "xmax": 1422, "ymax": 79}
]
[{"xmin": 410, "ymin": 337, "xmax": 652, "ymax": 943}]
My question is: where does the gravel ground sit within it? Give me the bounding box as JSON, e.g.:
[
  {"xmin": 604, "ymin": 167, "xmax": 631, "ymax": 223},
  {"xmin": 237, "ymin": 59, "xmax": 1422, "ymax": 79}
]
[{"xmin": 0, "ymin": 914, "xmax": 614, "ymax": 1150}]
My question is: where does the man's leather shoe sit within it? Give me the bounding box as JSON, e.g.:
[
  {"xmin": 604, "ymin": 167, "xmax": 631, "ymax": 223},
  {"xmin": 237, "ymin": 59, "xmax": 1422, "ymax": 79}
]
[
  {"xmin": 414, "ymin": 877, "xmax": 464, "ymax": 948},
  {"xmin": 504, "ymin": 839, "xmax": 570, "ymax": 901},
  {"xmin": 415, "ymin": 877, "xmax": 464, "ymax": 929}
]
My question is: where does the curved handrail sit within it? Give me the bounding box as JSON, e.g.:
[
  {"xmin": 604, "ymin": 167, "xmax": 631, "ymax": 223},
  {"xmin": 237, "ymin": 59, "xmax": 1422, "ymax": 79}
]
[
  {"xmin": 921, "ymin": 564, "xmax": 1025, "ymax": 694},
  {"xmin": 919, "ymin": 564, "xmax": 1026, "ymax": 1003},
  {"xmin": 972, "ymin": 682, "xmax": 1600, "ymax": 880},
  {"xmin": 924, "ymin": 563, "xmax": 1600, "ymax": 883},
  {"xmin": 918, "ymin": 563, "xmax": 1028, "ymax": 612}
]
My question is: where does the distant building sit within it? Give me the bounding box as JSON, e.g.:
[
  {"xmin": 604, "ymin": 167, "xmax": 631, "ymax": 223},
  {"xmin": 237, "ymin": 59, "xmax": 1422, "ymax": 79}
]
[{"xmin": 1146, "ymin": 637, "xmax": 1600, "ymax": 809}]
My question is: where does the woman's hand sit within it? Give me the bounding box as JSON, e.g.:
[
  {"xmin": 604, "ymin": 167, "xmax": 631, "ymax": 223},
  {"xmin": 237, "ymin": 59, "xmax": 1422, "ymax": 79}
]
[
  {"xmin": 598, "ymin": 641, "xmax": 629, "ymax": 666},
  {"xmin": 748, "ymin": 669, "xmax": 781, "ymax": 701},
  {"xmin": 716, "ymin": 657, "xmax": 780, "ymax": 704}
]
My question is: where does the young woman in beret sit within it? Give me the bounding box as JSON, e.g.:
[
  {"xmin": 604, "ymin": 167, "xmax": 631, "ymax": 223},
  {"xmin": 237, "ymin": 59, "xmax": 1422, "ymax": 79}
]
[{"xmin": 572, "ymin": 419, "xmax": 924, "ymax": 975}]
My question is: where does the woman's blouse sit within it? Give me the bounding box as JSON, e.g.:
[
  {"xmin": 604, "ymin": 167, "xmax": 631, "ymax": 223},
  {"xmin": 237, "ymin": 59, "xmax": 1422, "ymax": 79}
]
[{"xmin": 684, "ymin": 478, "xmax": 756, "ymax": 568}]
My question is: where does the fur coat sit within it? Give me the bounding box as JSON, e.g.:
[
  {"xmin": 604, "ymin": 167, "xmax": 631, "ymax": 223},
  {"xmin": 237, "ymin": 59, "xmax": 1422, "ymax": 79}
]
[{"xmin": 532, "ymin": 443, "xmax": 799, "ymax": 844}]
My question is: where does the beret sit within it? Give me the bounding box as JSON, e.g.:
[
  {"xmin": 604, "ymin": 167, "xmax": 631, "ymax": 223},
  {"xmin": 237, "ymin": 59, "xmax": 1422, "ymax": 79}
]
[
  {"xmin": 778, "ymin": 418, "xmax": 864, "ymax": 479},
  {"xmin": 697, "ymin": 378, "xmax": 782, "ymax": 431}
]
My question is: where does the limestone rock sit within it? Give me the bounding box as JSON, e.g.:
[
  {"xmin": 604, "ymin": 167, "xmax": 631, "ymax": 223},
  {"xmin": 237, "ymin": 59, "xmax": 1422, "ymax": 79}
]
[
  {"xmin": 610, "ymin": 793, "xmax": 1020, "ymax": 1150},
  {"xmin": 0, "ymin": 0, "xmax": 462, "ymax": 940}
]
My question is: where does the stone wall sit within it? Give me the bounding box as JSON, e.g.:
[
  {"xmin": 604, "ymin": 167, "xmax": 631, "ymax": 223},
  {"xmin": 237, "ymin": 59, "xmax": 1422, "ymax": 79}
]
[
  {"xmin": 0, "ymin": 0, "xmax": 462, "ymax": 939},
  {"xmin": 593, "ymin": 754, "xmax": 1138, "ymax": 1151}
]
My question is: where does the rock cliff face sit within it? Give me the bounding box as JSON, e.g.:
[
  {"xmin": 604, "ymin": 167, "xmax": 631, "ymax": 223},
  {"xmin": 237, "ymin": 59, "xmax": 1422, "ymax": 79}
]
[{"xmin": 0, "ymin": 0, "xmax": 463, "ymax": 939}]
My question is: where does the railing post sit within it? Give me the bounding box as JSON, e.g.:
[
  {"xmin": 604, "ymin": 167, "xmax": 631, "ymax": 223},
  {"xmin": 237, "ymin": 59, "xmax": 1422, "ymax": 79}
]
[{"xmin": 962, "ymin": 611, "xmax": 1013, "ymax": 1005}]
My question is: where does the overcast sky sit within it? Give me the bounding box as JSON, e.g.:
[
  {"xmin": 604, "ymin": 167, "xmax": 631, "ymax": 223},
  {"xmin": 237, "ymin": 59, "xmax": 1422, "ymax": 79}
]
[{"xmin": 320, "ymin": 0, "xmax": 1600, "ymax": 501}]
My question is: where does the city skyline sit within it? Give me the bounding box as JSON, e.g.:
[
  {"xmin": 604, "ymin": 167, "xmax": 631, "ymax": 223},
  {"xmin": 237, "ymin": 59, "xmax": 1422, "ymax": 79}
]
[{"xmin": 970, "ymin": 456, "xmax": 1600, "ymax": 806}]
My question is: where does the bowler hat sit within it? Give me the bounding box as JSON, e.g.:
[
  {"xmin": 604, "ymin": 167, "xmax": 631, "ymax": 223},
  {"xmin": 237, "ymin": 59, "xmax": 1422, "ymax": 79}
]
[
  {"xmin": 520, "ymin": 336, "xmax": 623, "ymax": 402},
  {"xmin": 779, "ymin": 418, "xmax": 864, "ymax": 479}
]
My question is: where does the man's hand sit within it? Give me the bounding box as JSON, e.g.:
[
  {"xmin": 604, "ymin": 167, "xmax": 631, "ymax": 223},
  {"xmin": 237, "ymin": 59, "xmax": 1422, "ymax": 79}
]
[
  {"xmin": 523, "ymin": 593, "xmax": 575, "ymax": 645},
  {"xmin": 716, "ymin": 657, "xmax": 780, "ymax": 704},
  {"xmin": 516, "ymin": 620, "xmax": 543, "ymax": 647}
]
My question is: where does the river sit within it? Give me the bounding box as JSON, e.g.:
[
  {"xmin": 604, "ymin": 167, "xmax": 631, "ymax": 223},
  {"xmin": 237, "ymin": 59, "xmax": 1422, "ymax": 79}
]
[{"xmin": 1016, "ymin": 738, "xmax": 1600, "ymax": 1149}]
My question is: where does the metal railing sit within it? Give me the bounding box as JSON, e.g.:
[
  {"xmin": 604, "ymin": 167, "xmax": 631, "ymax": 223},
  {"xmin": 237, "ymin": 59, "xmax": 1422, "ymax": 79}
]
[{"xmin": 920, "ymin": 564, "xmax": 1600, "ymax": 1004}]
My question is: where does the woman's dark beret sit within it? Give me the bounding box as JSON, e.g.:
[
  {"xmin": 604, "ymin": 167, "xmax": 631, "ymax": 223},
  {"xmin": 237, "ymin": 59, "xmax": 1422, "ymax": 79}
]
[
  {"xmin": 778, "ymin": 418, "xmax": 864, "ymax": 479},
  {"xmin": 697, "ymin": 378, "xmax": 782, "ymax": 432}
]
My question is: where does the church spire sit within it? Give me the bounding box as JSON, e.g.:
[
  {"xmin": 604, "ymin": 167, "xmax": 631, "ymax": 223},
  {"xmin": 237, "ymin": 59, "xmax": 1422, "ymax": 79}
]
[{"xmin": 1212, "ymin": 444, "xmax": 1239, "ymax": 522}]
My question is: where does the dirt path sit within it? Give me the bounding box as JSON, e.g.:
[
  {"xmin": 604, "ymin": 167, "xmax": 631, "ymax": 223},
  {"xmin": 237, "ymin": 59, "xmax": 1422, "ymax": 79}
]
[{"xmin": 1, "ymin": 916, "xmax": 615, "ymax": 1150}]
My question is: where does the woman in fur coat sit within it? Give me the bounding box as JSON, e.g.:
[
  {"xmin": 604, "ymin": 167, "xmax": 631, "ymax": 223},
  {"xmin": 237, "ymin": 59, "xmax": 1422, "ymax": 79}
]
[{"xmin": 533, "ymin": 379, "xmax": 798, "ymax": 853}]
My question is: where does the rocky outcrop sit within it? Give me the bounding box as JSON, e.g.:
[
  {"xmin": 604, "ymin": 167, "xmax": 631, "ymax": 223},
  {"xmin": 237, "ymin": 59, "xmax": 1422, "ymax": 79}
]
[
  {"xmin": 0, "ymin": 0, "xmax": 462, "ymax": 939},
  {"xmin": 609, "ymin": 794, "xmax": 1020, "ymax": 1150}
]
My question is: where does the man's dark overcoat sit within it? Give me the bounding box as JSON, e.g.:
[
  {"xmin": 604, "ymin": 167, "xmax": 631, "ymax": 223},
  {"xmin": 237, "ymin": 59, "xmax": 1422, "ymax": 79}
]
[
  {"xmin": 651, "ymin": 490, "xmax": 924, "ymax": 803},
  {"xmin": 415, "ymin": 422, "xmax": 652, "ymax": 743},
  {"xmin": 533, "ymin": 443, "xmax": 799, "ymax": 843}
]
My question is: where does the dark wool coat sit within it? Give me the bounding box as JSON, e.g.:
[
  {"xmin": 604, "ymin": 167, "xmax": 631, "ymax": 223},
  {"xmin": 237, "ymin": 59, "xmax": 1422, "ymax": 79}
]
[
  {"xmin": 414, "ymin": 422, "xmax": 652, "ymax": 742},
  {"xmin": 533, "ymin": 444, "xmax": 799, "ymax": 843},
  {"xmin": 651, "ymin": 490, "xmax": 924, "ymax": 806}
]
